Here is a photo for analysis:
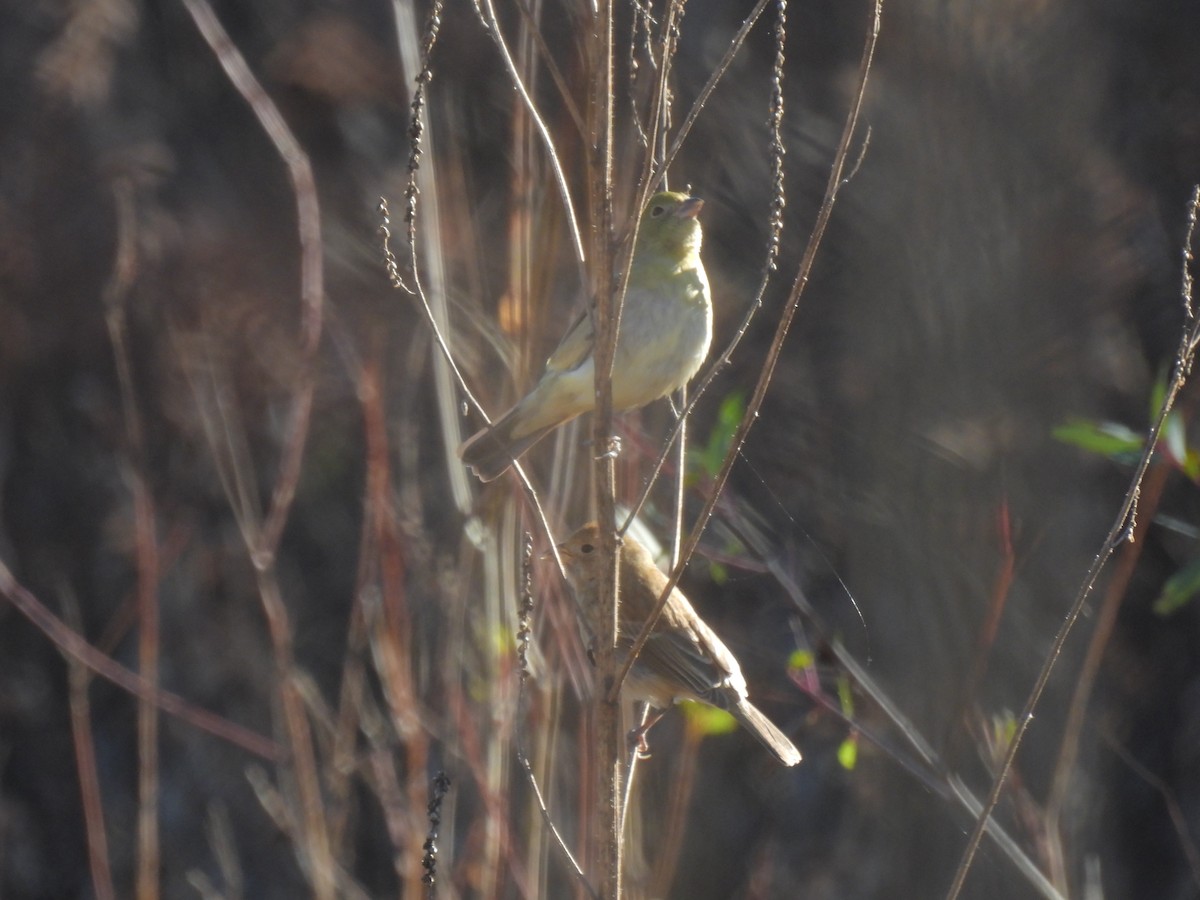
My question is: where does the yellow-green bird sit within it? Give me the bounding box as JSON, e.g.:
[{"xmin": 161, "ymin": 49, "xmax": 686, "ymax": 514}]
[{"xmin": 459, "ymin": 191, "xmax": 712, "ymax": 482}]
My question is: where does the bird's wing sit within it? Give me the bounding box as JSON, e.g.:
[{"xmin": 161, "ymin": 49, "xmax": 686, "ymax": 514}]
[
  {"xmin": 544, "ymin": 308, "xmax": 594, "ymax": 374},
  {"xmin": 627, "ymin": 626, "xmax": 726, "ymax": 699}
]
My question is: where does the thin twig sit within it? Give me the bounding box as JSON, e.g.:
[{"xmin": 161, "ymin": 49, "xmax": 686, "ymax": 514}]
[
  {"xmin": 1043, "ymin": 414, "xmax": 1181, "ymax": 890},
  {"xmin": 945, "ymin": 184, "xmax": 1200, "ymax": 897},
  {"xmin": 614, "ymin": 0, "xmax": 883, "ymax": 703},
  {"xmin": 513, "ymin": 0, "xmax": 587, "ymax": 138},
  {"xmin": 355, "ymin": 349, "xmax": 433, "ymax": 894},
  {"xmin": 0, "ymin": 560, "xmax": 280, "ymax": 759},
  {"xmin": 585, "ymin": 0, "xmax": 624, "ymax": 893},
  {"xmin": 723, "ymin": 491, "xmax": 1059, "ymax": 897},
  {"xmin": 381, "ymin": 0, "xmax": 568, "ymax": 569},
  {"xmin": 177, "ymin": 0, "xmax": 324, "ymax": 563},
  {"xmin": 178, "ymin": 2, "xmax": 332, "ymax": 895},
  {"xmin": 518, "ymin": 755, "xmax": 598, "ymax": 898},
  {"xmin": 421, "ymin": 771, "xmax": 451, "ymax": 895},
  {"xmin": 476, "ymin": 0, "xmax": 585, "ymax": 266},
  {"xmin": 100, "ymin": 175, "xmax": 161, "ymax": 900},
  {"xmin": 379, "ymin": 199, "xmax": 567, "ymax": 577},
  {"xmin": 622, "ymin": 0, "xmax": 790, "ymax": 533},
  {"xmin": 63, "ymin": 591, "xmax": 116, "ymax": 900},
  {"xmin": 648, "ymin": 723, "xmax": 701, "ymax": 898},
  {"xmin": 649, "ymin": 0, "xmax": 774, "ymax": 193}
]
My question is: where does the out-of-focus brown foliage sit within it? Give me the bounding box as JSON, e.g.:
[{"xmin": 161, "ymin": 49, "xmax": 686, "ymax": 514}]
[{"xmin": 1, "ymin": 0, "xmax": 1199, "ymax": 898}]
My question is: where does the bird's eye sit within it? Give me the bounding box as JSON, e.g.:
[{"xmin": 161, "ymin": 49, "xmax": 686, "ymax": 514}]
[
  {"xmin": 580, "ymin": 543, "xmax": 595, "ymax": 554},
  {"xmin": 650, "ymin": 205, "xmax": 665, "ymax": 217}
]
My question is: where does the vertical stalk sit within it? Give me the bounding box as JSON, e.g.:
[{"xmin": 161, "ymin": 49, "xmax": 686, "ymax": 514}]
[
  {"xmin": 101, "ymin": 179, "xmax": 161, "ymax": 900},
  {"xmin": 587, "ymin": 0, "xmax": 622, "ymax": 894}
]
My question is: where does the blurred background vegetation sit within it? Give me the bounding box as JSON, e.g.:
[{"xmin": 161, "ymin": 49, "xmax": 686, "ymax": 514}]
[{"xmin": 2, "ymin": 0, "xmax": 1200, "ymax": 897}]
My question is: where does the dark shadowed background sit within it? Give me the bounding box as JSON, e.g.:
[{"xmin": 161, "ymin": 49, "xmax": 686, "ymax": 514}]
[{"xmin": 2, "ymin": 0, "xmax": 1199, "ymax": 897}]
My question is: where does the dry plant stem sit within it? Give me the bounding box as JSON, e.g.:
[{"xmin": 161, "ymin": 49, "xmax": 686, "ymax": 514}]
[
  {"xmin": 518, "ymin": 754, "xmax": 598, "ymax": 899},
  {"xmin": 100, "ymin": 177, "xmax": 161, "ymax": 900},
  {"xmin": 613, "ymin": 0, "xmax": 883, "ymax": 702},
  {"xmin": 1044, "ymin": 432, "xmax": 1177, "ymax": 892},
  {"xmin": 378, "ymin": 197, "xmax": 475, "ymax": 425},
  {"xmin": 421, "ymin": 771, "xmax": 452, "ymax": 895},
  {"xmin": 356, "ymin": 693, "xmax": 415, "ymax": 884},
  {"xmin": 585, "ymin": 0, "xmax": 623, "ymax": 893},
  {"xmin": 829, "ymin": 648, "xmax": 1065, "ymax": 899},
  {"xmin": 625, "ymin": 0, "xmax": 684, "ymax": 226},
  {"xmin": 477, "ymin": 0, "xmax": 585, "ymax": 265},
  {"xmin": 130, "ymin": 329, "xmax": 160, "ymax": 900},
  {"xmin": 64, "ymin": 599, "xmax": 116, "ymax": 900},
  {"xmin": 619, "ymin": 704, "xmax": 652, "ymax": 836},
  {"xmin": 370, "ymin": 409, "xmax": 423, "ymax": 886},
  {"xmin": 365, "ymin": 742, "xmax": 410, "ymax": 889},
  {"xmin": 726, "ymin": 505, "xmax": 1061, "ymax": 898},
  {"xmin": 513, "ymin": 0, "xmax": 587, "ymax": 138},
  {"xmin": 252, "ymin": 570, "xmax": 336, "ymax": 900},
  {"xmin": 943, "ymin": 501, "xmax": 1016, "ymax": 756},
  {"xmin": 515, "ymin": 535, "xmax": 598, "ymax": 896},
  {"xmin": 391, "ymin": 0, "xmax": 479, "ymax": 518},
  {"xmin": 385, "ymin": 24, "xmax": 585, "ymax": 885},
  {"xmin": 649, "ymin": 726, "xmax": 700, "ymax": 898},
  {"xmin": 649, "ymin": 0, "xmax": 773, "ymax": 192},
  {"xmin": 445, "ymin": 688, "xmax": 532, "ymax": 894},
  {"xmin": 357, "ymin": 356, "xmax": 434, "ymax": 894},
  {"xmin": 324, "ymin": 353, "xmax": 378, "ymax": 853},
  {"xmin": 203, "ymin": 806, "xmax": 245, "ymax": 899},
  {"xmin": 671, "ymin": 392, "xmax": 686, "ymax": 582},
  {"xmin": 178, "ymin": 1, "xmax": 332, "ymax": 895},
  {"xmin": 945, "ymin": 183, "xmax": 1200, "ymax": 899},
  {"xmin": 388, "ymin": 0, "xmax": 571, "ymax": 575},
  {"xmin": 379, "ymin": 203, "xmax": 566, "ymax": 581},
  {"xmin": 0, "ymin": 563, "xmax": 281, "ymax": 760},
  {"xmin": 244, "ymin": 769, "xmax": 371, "ymax": 900},
  {"xmin": 364, "ymin": 591, "xmax": 427, "ymax": 893},
  {"xmin": 178, "ymin": 0, "xmax": 324, "ymax": 561},
  {"xmin": 327, "ymin": 592, "xmax": 368, "ymax": 850},
  {"xmin": 623, "ymin": 0, "xmax": 788, "ymax": 534}
]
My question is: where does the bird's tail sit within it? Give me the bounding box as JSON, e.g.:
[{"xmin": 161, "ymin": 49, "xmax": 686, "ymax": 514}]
[
  {"xmin": 731, "ymin": 700, "xmax": 802, "ymax": 766},
  {"xmin": 457, "ymin": 411, "xmax": 555, "ymax": 482}
]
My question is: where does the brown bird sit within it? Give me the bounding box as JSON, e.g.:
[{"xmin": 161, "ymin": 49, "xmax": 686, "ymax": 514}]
[
  {"xmin": 458, "ymin": 191, "xmax": 712, "ymax": 481},
  {"xmin": 557, "ymin": 522, "xmax": 801, "ymax": 766}
]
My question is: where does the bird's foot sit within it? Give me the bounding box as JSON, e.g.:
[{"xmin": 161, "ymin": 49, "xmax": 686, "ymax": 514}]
[
  {"xmin": 594, "ymin": 435, "xmax": 622, "ymax": 462},
  {"xmin": 627, "ymin": 725, "xmax": 653, "ymax": 760}
]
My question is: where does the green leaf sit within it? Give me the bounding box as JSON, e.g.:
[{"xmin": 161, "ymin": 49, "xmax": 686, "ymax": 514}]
[
  {"xmin": 1183, "ymin": 449, "xmax": 1200, "ymax": 483},
  {"xmin": 1154, "ymin": 557, "xmax": 1200, "ymax": 616},
  {"xmin": 1163, "ymin": 410, "xmax": 1187, "ymax": 467},
  {"xmin": 836, "ymin": 673, "xmax": 855, "ymax": 717},
  {"xmin": 993, "ymin": 710, "xmax": 1012, "ymax": 748},
  {"xmin": 788, "ymin": 649, "xmax": 815, "ymax": 672},
  {"xmin": 1149, "ymin": 367, "xmax": 1170, "ymax": 422},
  {"xmin": 1053, "ymin": 419, "xmax": 1144, "ymax": 460},
  {"xmin": 708, "ymin": 560, "xmax": 728, "ymax": 586},
  {"xmin": 688, "ymin": 390, "xmax": 747, "ymax": 478},
  {"xmin": 680, "ymin": 701, "xmax": 738, "ymax": 736},
  {"xmin": 837, "ymin": 735, "xmax": 858, "ymax": 770},
  {"xmin": 717, "ymin": 390, "xmax": 745, "ymax": 429},
  {"xmin": 990, "ymin": 711, "xmax": 1017, "ymax": 757}
]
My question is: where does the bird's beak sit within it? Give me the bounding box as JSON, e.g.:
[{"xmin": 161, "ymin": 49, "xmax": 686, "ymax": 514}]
[{"xmin": 676, "ymin": 197, "xmax": 704, "ymax": 219}]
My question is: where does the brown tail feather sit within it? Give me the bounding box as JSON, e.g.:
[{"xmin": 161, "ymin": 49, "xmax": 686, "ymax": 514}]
[
  {"xmin": 732, "ymin": 701, "xmax": 802, "ymax": 766},
  {"xmin": 458, "ymin": 420, "xmax": 555, "ymax": 482}
]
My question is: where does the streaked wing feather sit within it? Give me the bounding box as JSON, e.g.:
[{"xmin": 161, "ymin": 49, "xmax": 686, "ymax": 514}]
[
  {"xmin": 627, "ymin": 629, "xmax": 723, "ymax": 698},
  {"xmin": 545, "ymin": 309, "xmax": 594, "ymax": 373}
]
